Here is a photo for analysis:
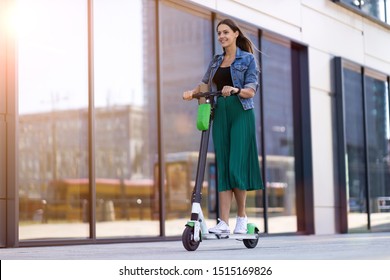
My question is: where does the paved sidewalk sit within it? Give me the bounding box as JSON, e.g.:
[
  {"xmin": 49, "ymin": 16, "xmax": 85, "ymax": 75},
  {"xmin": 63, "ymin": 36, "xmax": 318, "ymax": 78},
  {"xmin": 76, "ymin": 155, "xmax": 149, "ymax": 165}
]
[{"xmin": 1, "ymin": 232, "xmax": 390, "ymax": 260}]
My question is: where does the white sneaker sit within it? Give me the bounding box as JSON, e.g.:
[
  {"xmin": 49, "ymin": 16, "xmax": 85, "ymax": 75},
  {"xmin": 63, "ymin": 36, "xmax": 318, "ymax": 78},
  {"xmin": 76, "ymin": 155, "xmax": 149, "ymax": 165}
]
[
  {"xmin": 208, "ymin": 219, "xmax": 230, "ymax": 234},
  {"xmin": 233, "ymin": 216, "xmax": 248, "ymax": 234}
]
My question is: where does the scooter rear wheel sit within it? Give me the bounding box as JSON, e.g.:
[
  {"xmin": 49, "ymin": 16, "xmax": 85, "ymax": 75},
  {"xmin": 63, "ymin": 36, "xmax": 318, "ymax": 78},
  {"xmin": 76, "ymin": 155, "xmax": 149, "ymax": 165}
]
[
  {"xmin": 182, "ymin": 225, "xmax": 200, "ymax": 251},
  {"xmin": 243, "ymin": 228, "xmax": 259, "ymax": 249}
]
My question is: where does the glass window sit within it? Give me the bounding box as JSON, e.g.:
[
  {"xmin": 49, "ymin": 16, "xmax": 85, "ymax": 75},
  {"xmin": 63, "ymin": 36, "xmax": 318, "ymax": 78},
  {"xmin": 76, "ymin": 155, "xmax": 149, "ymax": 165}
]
[
  {"xmin": 340, "ymin": 0, "xmax": 358, "ymax": 6},
  {"xmin": 386, "ymin": 0, "xmax": 390, "ymax": 23},
  {"xmin": 361, "ymin": 0, "xmax": 386, "ymax": 21},
  {"xmin": 160, "ymin": 2, "xmax": 213, "ymax": 236},
  {"xmin": 261, "ymin": 36, "xmax": 297, "ymax": 234},
  {"xmin": 337, "ymin": 0, "xmax": 389, "ymax": 24},
  {"xmin": 93, "ymin": 0, "xmax": 159, "ymax": 238},
  {"xmin": 338, "ymin": 59, "xmax": 390, "ymax": 233},
  {"xmin": 364, "ymin": 73, "xmax": 390, "ymax": 232},
  {"xmin": 18, "ymin": 0, "xmax": 89, "ymax": 239},
  {"xmin": 342, "ymin": 66, "xmax": 369, "ymax": 232}
]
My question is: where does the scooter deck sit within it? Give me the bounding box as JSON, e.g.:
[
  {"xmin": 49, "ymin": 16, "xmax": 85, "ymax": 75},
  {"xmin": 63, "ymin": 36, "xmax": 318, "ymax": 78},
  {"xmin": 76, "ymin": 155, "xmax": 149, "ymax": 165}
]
[{"xmin": 202, "ymin": 233, "xmax": 259, "ymax": 240}]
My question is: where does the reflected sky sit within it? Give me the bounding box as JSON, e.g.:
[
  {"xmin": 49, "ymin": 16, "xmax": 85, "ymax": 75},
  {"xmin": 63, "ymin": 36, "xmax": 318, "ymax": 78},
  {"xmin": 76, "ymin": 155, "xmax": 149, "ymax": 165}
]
[{"xmin": 16, "ymin": 0, "xmax": 144, "ymax": 114}]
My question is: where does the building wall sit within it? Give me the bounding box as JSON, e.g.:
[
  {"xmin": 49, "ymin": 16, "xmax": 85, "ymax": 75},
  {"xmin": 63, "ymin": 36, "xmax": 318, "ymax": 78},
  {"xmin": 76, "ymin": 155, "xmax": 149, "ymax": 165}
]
[{"xmin": 188, "ymin": 0, "xmax": 390, "ymax": 234}]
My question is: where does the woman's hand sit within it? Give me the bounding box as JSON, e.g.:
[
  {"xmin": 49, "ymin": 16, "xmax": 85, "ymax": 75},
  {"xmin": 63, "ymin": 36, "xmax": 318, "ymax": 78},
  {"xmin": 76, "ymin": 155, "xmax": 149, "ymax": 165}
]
[
  {"xmin": 182, "ymin": 90, "xmax": 195, "ymax": 100},
  {"xmin": 221, "ymin": 86, "xmax": 239, "ymax": 97}
]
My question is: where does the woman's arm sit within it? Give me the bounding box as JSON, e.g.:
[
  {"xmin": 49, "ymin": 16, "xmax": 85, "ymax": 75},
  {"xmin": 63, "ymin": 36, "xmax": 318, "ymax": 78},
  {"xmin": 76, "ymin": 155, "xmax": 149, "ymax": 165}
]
[
  {"xmin": 241, "ymin": 55, "xmax": 259, "ymax": 97},
  {"xmin": 235, "ymin": 87, "xmax": 255, "ymax": 98},
  {"xmin": 182, "ymin": 83, "xmax": 207, "ymax": 100},
  {"xmin": 220, "ymin": 86, "xmax": 255, "ymax": 98}
]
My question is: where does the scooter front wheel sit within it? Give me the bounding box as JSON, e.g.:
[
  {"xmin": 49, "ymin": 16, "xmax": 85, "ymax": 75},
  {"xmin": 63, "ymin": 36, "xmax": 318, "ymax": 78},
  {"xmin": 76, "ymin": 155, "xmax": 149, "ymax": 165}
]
[
  {"xmin": 182, "ymin": 225, "xmax": 200, "ymax": 251},
  {"xmin": 243, "ymin": 228, "xmax": 259, "ymax": 249}
]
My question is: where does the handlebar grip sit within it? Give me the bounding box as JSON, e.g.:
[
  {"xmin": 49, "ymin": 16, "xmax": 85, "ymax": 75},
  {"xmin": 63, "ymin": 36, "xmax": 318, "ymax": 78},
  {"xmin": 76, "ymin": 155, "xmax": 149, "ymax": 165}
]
[
  {"xmin": 192, "ymin": 90, "xmax": 235, "ymax": 99},
  {"xmin": 192, "ymin": 91, "xmax": 218, "ymax": 99}
]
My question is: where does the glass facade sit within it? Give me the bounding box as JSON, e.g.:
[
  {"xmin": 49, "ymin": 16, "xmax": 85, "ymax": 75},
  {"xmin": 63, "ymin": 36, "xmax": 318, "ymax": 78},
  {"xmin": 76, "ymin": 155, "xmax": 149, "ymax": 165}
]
[
  {"xmin": 343, "ymin": 66, "xmax": 368, "ymax": 231},
  {"xmin": 2, "ymin": 0, "xmax": 390, "ymax": 249},
  {"xmin": 18, "ymin": 0, "xmax": 90, "ymax": 239},
  {"xmin": 1, "ymin": 0, "xmax": 311, "ymax": 245},
  {"xmin": 261, "ymin": 36, "xmax": 297, "ymax": 233},
  {"xmin": 337, "ymin": 59, "xmax": 390, "ymax": 233},
  {"xmin": 93, "ymin": 0, "xmax": 159, "ymax": 238},
  {"xmin": 365, "ymin": 72, "xmax": 390, "ymax": 231},
  {"xmin": 361, "ymin": 0, "xmax": 386, "ymax": 21},
  {"xmin": 159, "ymin": 3, "xmax": 214, "ymax": 236},
  {"xmin": 388, "ymin": 0, "xmax": 390, "ymax": 22}
]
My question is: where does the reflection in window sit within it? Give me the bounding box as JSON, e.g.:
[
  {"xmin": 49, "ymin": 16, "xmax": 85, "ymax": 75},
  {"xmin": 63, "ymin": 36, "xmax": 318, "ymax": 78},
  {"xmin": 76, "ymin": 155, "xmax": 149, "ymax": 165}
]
[
  {"xmin": 361, "ymin": 0, "xmax": 386, "ymax": 21},
  {"xmin": 339, "ymin": 60, "xmax": 390, "ymax": 232},
  {"xmin": 262, "ymin": 37, "xmax": 297, "ymax": 234},
  {"xmin": 18, "ymin": 0, "xmax": 89, "ymax": 239},
  {"xmin": 160, "ymin": 3, "xmax": 213, "ymax": 236},
  {"xmin": 387, "ymin": 0, "xmax": 390, "ymax": 23},
  {"xmin": 93, "ymin": 0, "xmax": 159, "ymax": 238},
  {"xmin": 365, "ymin": 75, "xmax": 390, "ymax": 231},
  {"xmin": 337, "ymin": 0, "xmax": 389, "ymax": 24},
  {"xmin": 343, "ymin": 67, "xmax": 368, "ymax": 232}
]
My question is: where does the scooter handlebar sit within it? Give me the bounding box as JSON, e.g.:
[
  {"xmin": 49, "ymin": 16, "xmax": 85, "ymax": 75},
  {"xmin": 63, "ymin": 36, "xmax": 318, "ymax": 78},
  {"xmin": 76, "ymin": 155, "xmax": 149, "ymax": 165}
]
[
  {"xmin": 192, "ymin": 91, "xmax": 221, "ymax": 99},
  {"xmin": 192, "ymin": 90, "xmax": 235, "ymax": 99}
]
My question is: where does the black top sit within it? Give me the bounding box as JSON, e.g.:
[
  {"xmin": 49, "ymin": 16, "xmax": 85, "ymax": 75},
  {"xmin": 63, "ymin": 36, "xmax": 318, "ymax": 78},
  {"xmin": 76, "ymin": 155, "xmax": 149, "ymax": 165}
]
[{"xmin": 213, "ymin": 66, "xmax": 233, "ymax": 91}]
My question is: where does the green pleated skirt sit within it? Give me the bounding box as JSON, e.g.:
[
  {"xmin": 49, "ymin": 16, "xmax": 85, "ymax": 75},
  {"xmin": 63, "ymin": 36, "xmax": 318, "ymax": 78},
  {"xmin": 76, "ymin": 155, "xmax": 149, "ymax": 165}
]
[{"xmin": 212, "ymin": 95, "xmax": 264, "ymax": 192}]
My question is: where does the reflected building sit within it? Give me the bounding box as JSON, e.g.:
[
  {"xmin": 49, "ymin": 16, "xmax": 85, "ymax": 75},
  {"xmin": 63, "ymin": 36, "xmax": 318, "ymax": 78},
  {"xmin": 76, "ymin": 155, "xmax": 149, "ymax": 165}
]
[{"xmin": 18, "ymin": 105, "xmax": 148, "ymax": 220}]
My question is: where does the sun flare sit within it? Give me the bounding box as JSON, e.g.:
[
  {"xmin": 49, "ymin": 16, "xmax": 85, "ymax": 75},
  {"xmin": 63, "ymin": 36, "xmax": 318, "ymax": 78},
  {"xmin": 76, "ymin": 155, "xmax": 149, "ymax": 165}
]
[{"xmin": 2, "ymin": 2, "xmax": 39, "ymax": 39}]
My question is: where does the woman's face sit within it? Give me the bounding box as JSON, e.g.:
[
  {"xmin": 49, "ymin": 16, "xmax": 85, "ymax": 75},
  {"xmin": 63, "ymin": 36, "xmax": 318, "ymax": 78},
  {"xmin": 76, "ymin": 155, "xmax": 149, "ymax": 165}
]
[{"xmin": 217, "ymin": 24, "xmax": 238, "ymax": 49}]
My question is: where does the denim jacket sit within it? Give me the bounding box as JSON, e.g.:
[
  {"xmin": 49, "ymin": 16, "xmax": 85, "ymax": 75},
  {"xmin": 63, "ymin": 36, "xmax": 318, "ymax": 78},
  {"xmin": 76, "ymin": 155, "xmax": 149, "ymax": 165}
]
[{"xmin": 201, "ymin": 47, "xmax": 259, "ymax": 110}]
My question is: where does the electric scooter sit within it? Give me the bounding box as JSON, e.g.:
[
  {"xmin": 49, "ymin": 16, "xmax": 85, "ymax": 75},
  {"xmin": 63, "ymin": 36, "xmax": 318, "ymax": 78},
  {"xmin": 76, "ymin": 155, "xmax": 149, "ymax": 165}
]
[{"xmin": 181, "ymin": 86, "xmax": 260, "ymax": 251}]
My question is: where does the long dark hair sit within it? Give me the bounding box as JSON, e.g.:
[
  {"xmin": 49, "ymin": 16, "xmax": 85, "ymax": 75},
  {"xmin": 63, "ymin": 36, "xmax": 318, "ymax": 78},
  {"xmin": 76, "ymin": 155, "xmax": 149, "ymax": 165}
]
[{"xmin": 217, "ymin": 18, "xmax": 254, "ymax": 54}]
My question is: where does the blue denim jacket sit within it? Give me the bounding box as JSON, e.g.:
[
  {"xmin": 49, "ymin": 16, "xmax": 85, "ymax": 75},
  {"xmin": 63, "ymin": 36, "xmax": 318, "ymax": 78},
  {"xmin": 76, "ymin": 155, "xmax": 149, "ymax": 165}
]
[{"xmin": 201, "ymin": 47, "xmax": 259, "ymax": 110}]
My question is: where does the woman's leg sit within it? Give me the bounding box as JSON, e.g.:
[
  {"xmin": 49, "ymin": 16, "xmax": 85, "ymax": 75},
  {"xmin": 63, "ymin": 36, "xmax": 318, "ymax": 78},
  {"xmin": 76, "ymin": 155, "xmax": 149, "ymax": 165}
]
[
  {"xmin": 233, "ymin": 188, "xmax": 247, "ymax": 217},
  {"xmin": 233, "ymin": 188, "xmax": 248, "ymax": 233},
  {"xmin": 219, "ymin": 190, "xmax": 233, "ymax": 224}
]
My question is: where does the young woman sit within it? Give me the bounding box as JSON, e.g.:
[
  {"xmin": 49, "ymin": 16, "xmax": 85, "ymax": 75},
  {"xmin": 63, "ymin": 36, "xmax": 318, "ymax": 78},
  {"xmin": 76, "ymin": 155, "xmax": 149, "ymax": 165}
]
[{"xmin": 183, "ymin": 18, "xmax": 263, "ymax": 234}]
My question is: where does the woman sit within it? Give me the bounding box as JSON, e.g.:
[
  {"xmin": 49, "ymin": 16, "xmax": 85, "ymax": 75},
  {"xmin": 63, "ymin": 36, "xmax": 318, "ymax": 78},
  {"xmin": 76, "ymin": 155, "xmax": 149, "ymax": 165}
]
[{"xmin": 183, "ymin": 18, "xmax": 263, "ymax": 234}]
